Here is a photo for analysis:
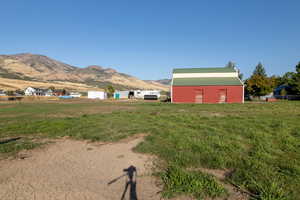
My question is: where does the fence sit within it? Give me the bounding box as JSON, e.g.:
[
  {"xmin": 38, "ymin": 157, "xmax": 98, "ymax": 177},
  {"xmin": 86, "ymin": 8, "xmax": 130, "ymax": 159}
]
[{"xmin": 274, "ymin": 95, "xmax": 300, "ymax": 100}]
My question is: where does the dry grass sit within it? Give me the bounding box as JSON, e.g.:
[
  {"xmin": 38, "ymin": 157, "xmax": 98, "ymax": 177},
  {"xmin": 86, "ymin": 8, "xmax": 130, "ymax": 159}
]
[{"xmin": 0, "ymin": 77, "xmax": 103, "ymax": 91}]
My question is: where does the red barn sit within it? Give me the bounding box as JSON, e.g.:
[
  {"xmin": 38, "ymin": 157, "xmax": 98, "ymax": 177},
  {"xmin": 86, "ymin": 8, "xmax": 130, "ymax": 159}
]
[{"xmin": 171, "ymin": 67, "xmax": 244, "ymax": 103}]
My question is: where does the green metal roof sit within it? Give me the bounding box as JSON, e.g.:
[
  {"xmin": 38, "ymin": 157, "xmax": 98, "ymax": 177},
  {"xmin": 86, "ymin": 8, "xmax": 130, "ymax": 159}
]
[
  {"xmin": 173, "ymin": 67, "xmax": 236, "ymax": 73},
  {"xmin": 172, "ymin": 77, "xmax": 243, "ymax": 86}
]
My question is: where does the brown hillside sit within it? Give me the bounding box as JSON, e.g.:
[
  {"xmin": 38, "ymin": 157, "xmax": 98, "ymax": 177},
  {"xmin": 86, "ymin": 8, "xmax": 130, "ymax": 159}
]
[{"xmin": 0, "ymin": 53, "xmax": 168, "ymax": 91}]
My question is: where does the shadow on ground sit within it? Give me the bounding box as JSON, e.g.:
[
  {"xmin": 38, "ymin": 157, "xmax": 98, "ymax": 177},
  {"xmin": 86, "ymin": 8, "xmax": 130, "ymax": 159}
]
[{"xmin": 108, "ymin": 165, "xmax": 138, "ymax": 200}]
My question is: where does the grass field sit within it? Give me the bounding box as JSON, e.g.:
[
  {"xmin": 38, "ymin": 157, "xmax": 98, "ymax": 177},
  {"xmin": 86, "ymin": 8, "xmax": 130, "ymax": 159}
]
[{"xmin": 0, "ymin": 100, "xmax": 299, "ymax": 200}]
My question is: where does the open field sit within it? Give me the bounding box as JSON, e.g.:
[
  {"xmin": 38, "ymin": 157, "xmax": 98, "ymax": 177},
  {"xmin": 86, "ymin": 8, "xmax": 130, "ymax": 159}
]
[{"xmin": 0, "ymin": 100, "xmax": 300, "ymax": 200}]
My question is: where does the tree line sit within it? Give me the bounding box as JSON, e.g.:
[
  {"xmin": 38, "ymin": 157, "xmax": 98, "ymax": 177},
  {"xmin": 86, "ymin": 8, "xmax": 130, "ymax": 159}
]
[{"xmin": 225, "ymin": 61, "xmax": 300, "ymax": 97}]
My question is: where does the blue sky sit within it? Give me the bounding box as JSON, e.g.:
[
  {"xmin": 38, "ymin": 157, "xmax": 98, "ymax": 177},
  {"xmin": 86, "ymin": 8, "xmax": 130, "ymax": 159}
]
[{"xmin": 1, "ymin": 0, "xmax": 299, "ymax": 80}]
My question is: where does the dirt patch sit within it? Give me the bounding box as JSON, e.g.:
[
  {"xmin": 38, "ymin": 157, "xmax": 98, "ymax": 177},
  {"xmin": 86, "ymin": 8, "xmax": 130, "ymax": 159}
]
[{"xmin": 0, "ymin": 137, "xmax": 161, "ymax": 200}]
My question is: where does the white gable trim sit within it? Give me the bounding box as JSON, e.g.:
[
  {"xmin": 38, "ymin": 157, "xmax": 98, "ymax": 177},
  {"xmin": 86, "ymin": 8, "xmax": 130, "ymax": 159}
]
[{"xmin": 172, "ymin": 72, "xmax": 238, "ymax": 78}]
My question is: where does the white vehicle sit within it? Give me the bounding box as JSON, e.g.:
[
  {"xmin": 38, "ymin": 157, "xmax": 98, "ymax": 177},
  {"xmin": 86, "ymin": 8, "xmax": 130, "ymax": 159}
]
[
  {"xmin": 88, "ymin": 91, "xmax": 107, "ymax": 99},
  {"xmin": 134, "ymin": 90, "xmax": 161, "ymax": 99},
  {"xmin": 70, "ymin": 92, "xmax": 82, "ymax": 98}
]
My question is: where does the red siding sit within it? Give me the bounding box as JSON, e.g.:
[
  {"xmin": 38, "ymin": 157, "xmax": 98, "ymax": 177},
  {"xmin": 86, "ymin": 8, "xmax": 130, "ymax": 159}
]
[{"xmin": 172, "ymin": 85, "xmax": 244, "ymax": 103}]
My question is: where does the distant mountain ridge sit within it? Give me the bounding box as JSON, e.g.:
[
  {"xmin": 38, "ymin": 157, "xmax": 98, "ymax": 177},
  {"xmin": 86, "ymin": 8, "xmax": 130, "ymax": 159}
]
[
  {"xmin": 145, "ymin": 79, "xmax": 171, "ymax": 86},
  {"xmin": 0, "ymin": 53, "xmax": 168, "ymax": 91}
]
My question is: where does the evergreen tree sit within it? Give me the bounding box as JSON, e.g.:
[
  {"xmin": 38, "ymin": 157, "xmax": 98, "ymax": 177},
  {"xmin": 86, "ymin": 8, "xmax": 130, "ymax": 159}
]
[
  {"xmin": 225, "ymin": 61, "xmax": 243, "ymax": 80},
  {"xmin": 253, "ymin": 62, "xmax": 267, "ymax": 77},
  {"xmin": 238, "ymin": 70, "xmax": 243, "ymax": 80},
  {"xmin": 291, "ymin": 62, "xmax": 300, "ymax": 94},
  {"xmin": 225, "ymin": 61, "xmax": 236, "ymax": 69},
  {"xmin": 296, "ymin": 62, "xmax": 300, "ymax": 73},
  {"xmin": 245, "ymin": 63, "xmax": 273, "ymax": 97},
  {"xmin": 281, "ymin": 72, "xmax": 295, "ymax": 86}
]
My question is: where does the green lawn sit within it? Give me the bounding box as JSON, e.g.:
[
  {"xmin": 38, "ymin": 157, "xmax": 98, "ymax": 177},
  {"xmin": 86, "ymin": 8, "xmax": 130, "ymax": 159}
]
[{"xmin": 0, "ymin": 101, "xmax": 299, "ymax": 200}]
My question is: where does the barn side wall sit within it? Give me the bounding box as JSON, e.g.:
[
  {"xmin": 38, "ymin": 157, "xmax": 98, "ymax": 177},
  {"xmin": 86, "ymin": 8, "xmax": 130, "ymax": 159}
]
[{"xmin": 172, "ymin": 85, "xmax": 244, "ymax": 103}]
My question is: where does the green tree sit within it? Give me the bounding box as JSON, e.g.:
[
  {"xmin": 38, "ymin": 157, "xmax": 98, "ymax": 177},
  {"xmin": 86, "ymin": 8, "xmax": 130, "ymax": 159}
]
[
  {"xmin": 246, "ymin": 63, "xmax": 274, "ymax": 97},
  {"xmin": 48, "ymin": 86, "xmax": 55, "ymax": 91},
  {"xmin": 245, "ymin": 75, "xmax": 274, "ymax": 97},
  {"xmin": 290, "ymin": 62, "xmax": 300, "ymax": 94},
  {"xmin": 280, "ymin": 88, "xmax": 287, "ymax": 96},
  {"xmin": 281, "ymin": 72, "xmax": 295, "ymax": 86},
  {"xmin": 296, "ymin": 62, "xmax": 300, "ymax": 73},
  {"xmin": 274, "ymin": 62, "xmax": 300, "ymax": 95},
  {"xmin": 270, "ymin": 75, "xmax": 282, "ymax": 88},
  {"xmin": 5, "ymin": 91, "xmax": 15, "ymax": 96},
  {"xmin": 105, "ymin": 85, "xmax": 115, "ymax": 98},
  {"xmin": 62, "ymin": 89, "xmax": 67, "ymax": 95},
  {"xmin": 225, "ymin": 61, "xmax": 236, "ymax": 69},
  {"xmin": 238, "ymin": 70, "xmax": 244, "ymax": 80},
  {"xmin": 225, "ymin": 61, "xmax": 243, "ymax": 80},
  {"xmin": 253, "ymin": 62, "xmax": 267, "ymax": 77}
]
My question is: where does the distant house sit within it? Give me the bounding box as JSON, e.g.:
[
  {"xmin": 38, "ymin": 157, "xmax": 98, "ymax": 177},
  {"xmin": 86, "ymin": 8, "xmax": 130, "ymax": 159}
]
[
  {"xmin": 171, "ymin": 67, "xmax": 244, "ymax": 103},
  {"xmin": 24, "ymin": 87, "xmax": 37, "ymax": 96},
  {"xmin": 53, "ymin": 89, "xmax": 66, "ymax": 96},
  {"xmin": 24, "ymin": 87, "xmax": 52, "ymax": 96}
]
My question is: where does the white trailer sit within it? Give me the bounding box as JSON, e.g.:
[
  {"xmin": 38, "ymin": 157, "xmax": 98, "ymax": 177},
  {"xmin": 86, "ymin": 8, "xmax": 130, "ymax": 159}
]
[
  {"xmin": 88, "ymin": 91, "xmax": 107, "ymax": 99},
  {"xmin": 134, "ymin": 90, "xmax": 161, "ymax": 99}
]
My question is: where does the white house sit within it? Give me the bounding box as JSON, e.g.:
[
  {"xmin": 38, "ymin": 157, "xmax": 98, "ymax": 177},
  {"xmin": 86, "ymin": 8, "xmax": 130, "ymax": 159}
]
[
  {"xmin": 24, "ymin": 87, "xmax": 51, "ymax": 96},
  {"xmin": 88, "ymin": 91, "xmax": 107, "ymax": 99},
  {"xmin": 24, "ymin": 87, "xmax": 36, "ymax": 96}
]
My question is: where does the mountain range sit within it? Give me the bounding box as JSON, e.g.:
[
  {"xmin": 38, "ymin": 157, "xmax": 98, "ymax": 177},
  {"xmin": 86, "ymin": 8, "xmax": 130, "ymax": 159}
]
[{"xmin": 0, "ymin": 53, "xmax": 168, "ymax": 91}]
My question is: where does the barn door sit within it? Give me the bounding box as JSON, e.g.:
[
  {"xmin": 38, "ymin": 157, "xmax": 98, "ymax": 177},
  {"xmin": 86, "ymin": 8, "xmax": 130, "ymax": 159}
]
[
  {"xmin": 195, "ymin": 89, "xmax": 204, "ymax": 103},
  {"xmin": 218, "ymin": 89, "xmax": 227, "ymax": 103}
]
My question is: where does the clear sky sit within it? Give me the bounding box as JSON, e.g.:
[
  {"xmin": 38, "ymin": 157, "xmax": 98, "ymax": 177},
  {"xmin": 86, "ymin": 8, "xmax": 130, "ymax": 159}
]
[{"xmin": 1, "ymin": 0, "xmax": 299, "ymax": 80}]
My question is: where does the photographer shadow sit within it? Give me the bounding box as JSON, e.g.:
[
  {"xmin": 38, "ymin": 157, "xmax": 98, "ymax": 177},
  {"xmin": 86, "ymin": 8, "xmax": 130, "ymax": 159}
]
[{"xmin": 108, "ymin": 165, "xmax": 138, "ymax": 200}]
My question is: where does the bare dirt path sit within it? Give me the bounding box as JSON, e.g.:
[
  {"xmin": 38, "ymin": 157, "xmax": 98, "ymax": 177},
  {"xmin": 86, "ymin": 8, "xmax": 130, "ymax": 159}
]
[{"xmin": 0, "ymin": 137, "xmax": 161, "ymax": 200}]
